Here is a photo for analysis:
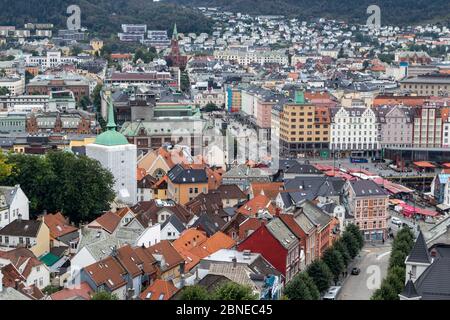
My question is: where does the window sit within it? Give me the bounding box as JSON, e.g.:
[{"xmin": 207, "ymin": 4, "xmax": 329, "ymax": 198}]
[
  {"xmin": 5, "ymin": 236, "xmax": 9, "ymax": 244},
  {"xmin": 411, "ymin": 265, "xmax": 417, "ymax": 278},
  {"xmin": 0, "ymin": 236, "xmax": 2, "ymax": 243},
  {"xmin": 19, "ymin": 237, "xmax": 23, "ymax": 244}
]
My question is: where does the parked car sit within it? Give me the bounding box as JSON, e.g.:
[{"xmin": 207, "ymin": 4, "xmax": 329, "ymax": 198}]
[
  {"xmin": 391, "ymin": 217, "xmax": 402, "ymax": 226},
  {"xmin": 323, "ymin": 286, "xmax": 342, "ymax": 300},
  {"xmin": 351, "ymin": 267, "xmax": 361, "ymax": 275}
]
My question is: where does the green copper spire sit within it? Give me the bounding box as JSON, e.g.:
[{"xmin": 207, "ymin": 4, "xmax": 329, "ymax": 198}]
[
  {"xmin": 172, "ymin": 23, "xmax": 178, "ymax": 40},
  {"xmin": 106, "ymin": 95, "xmax": 116, "ymax": 131},
  {"xmin": 94, "ymin": 96, "xmax": 128, "ymax": 146}
]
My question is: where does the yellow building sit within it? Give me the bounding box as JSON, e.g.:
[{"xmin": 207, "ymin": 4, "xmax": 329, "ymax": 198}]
[
  {"xmin": 69, "ymin": 137, "xmax": 96, "ymax": 148},
  {"xmin": 280, "ymin": 91, "xmax": 331, "ymax": 158},
  {"xmin": 167, "ymin": 164, "xmax": 208, "ymax": 205},
  {"xmin": 89, "ymin": 39, "xmax": 104, "ymax": 55}
]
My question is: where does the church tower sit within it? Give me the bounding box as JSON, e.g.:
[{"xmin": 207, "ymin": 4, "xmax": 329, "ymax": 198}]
[{"xmin": 86, "ymin": 97, "xmax": 137, "ymax": 205}]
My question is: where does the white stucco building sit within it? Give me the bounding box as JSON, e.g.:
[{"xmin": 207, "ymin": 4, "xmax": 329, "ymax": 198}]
[
  {"xmin": 0, "ymin": 185, "xmax": 29, "ymax": 229},
  {"xmin": 86, "ymin": 99, "xmax": 137, "ymax": 205},
  {"xmin": 330, "ymin": 106, "xmax": 380, "ymax": 157}
]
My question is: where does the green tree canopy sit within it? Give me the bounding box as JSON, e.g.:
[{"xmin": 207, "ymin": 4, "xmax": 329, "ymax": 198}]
[
  {"xmin": 0, "ymin": 152, "xmax": 115, "ymax": 223},
  {"xmin": 345, "ymin": 224, "xmax": 364, "ymax": 250},
  {"xmin": 92, "ymin": 291, "xmax": 118, "ymax": 300},
  {"xmin": 306, "ymin": 260, "xmax": 333, "ymax": 293},
  {"xmin": 0, "ymin": 86, "xmax": 10, "ymax": 95},
  {"xmin": 284, "ymin": 272, "xmax": 320, "ymax": 300},
  {"xmin": 322, "ymin": 247, "xmax": 345, "ymax": 282},
  {"xmin": 133, "ymin": 48, "xmax": 157, "ymax": 64},
  {"xmin": 284, "ymin": 275, "xmax": 313, "ymax": 300},
  {"xmin": 333, "ymin": 239, "xmax": 351, "ymax": 267},
  {"xmin": 212, "ymin": 282, "xmax": 258, "ymax": 300},
  {"xmin": 342, "ymin": 232, "xmax": 359, "ymax": 259},
  {"xmin": 0, "ymin": 152, "xmax": 13, "ymax": 179},
  {"xmin": 178, "ymin": 285, "xmax": 209, "ymax": 300},
  {"xmin": 371, "ymin": 281, "xmax": 399, "ymax": 301}
]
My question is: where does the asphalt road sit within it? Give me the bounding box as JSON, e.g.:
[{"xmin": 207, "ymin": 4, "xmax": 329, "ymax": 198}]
[{"xmin": 339, "ymin": 244, "xmax": 391, "ymax": 300}]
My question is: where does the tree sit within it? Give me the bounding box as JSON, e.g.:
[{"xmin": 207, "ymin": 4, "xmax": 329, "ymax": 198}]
[
  {"xmin": 299, "ymin": 272, "xmax": 320, "ymax": 300},
  {"xmin": 25, "ymin": 70, "xmax": 34, "ymax": 84},
  {"xmin": 213, "ymin": 282, "xmax": 257, "ymax": 300},
  {"xmin": 322, "ymin": 247, "xmax": 345, "ymax": 283},
  {"xmin": 306, "ymin": 260, "xmax": 333, "ymax": 293},
  {"xmin": 77, "ymin": 95, "xmax": 92, "ymax": 110},
  {"xmin": 389, "ymin": 249, "xmax": 408, "ymax": 269},
  {"xmin": 180, "ymin": 71, "xmax": 190, "ymax": 93},
  {"xmin": 43, "ymin": 285, "xmax": 61, "ymax": 295},
  {"xmin": 0, "ymin": 152, "xmax": 13, "ymax": 179},
  {"xmin": 345, "ymin": 224, "xmax": 364, "ymax": 250},
  {"xmin": 71, "ymin": 46, "xmax": 82, "ymax": 56},
  {"xmin": 92, "ymin": 291, "xmax": 118, "ymax": 300},
  {"xmin": 0, "ymin": 86, "xmax": 10, "ymax": 95},
  {"xmin": 285, "ymin": 272, "xmax": 320, "ymax": 300},
  {"xmin": 371, "ymin": 282, "xmax": 398, "ymax": 300},
  {"xmin": 178, "ymin": 285, "xmax": 209, "ymax": 300},
  {"xmin": 342, "ymin": 232, "xmax": 359, "ymax": 259},
  {"xmin": 202, "ymin": 102, "xmax": 220, "ymax": 113},
  {"xmin": 333, "ymin": 239, "xmax": 351, "ymax": 267},
  {"xmin": 133, "ymin": 48, "xmax": 157, "ymax": 64},
  {"xmin": 284, "ymin": 275, "xmax": 313, "ymax": 300},
  {"xmin": 0, "ymin": 152, "xmax": 115, "ymax": 223},
  {"xmin": 392, "ymin": 239, "xmax": 414, "ymax": 256}
]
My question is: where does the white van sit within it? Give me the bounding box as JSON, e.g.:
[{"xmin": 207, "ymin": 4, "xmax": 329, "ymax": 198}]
[{"xmin": 323, "ymin": 286, "xmax": 342, "ymax": 300}]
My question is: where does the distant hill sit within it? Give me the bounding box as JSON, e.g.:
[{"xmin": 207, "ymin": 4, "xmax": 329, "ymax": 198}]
[
  {"xmin": 0, "ymin": 0, "xmax": 213, "ymax": 35},
  {"xmin": 168, "ymin": 0, "xmax": 450, "ymax": 25}
]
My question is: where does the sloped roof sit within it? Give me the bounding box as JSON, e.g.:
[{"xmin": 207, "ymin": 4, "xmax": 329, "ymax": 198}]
[
  {"xmin": 43, "ymin": 212, "xmax": 78, "ymax": 239},
  {"xmin": 161, "ymin": 214, "xmax": 186, "ymax": 233},
  {"xmin": 84, "ymin": 256, "xmax": 127, "ymax": 291},
  {"xmin": 90, "ymin": 211, "xmax": 121, "ymax": 234},
  {"xmin": 168, "ymin": 164, "xmax": 208, "ymax": 184},
  {"xmin": 400, "ymin": 279, "xmax": 420, "ymax": 298},
  {"xmin": 139, "ymin": 279, "xmax": 178, "ymax": 300},
  {"xmin": 266, "ymin": 218, "xmax": 298, "ymax": 250},
  {"xmin": 414, "ymin": 257, "xmax": 450, "ymax": 300},
  {"xmin": 406, "ymin": 231, "xmax": 431, "ymax": 264},
  {"xmin": 0, "ymin": 219, "xmax": 42, "ymax": 237}
]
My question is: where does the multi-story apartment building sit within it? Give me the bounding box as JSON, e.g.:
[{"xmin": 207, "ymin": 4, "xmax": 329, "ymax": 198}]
[
  {"xmin": 442, "ymin": 108, "xmax": 450, "ymax": 148},
  {"xmin": 412, "ymin": 106, "xmax": 442, "ymax": 148},
  {"xmin": 214, "ymin": 49, "xmax": 288, "ymax": 66},
  {"xmin": 330, "ymin": 106, "xmax": 379, "ymax": 158},
  {"xmin": 193, "ymin": 89, "xmax": 225, "ymax": 108},
  {"xmin": 240, "ymin": 87, "xmax": 283, "ymax": 141},
  {"xmin": 0, "ymin": 77, "xmax": 25, "ymax": 95},
  {"xmin": 225, "ymin": 86, "xmax": 242, "ymax": 113},
  {"xmin": 26, "ymin": 75, "xmax": 90, "ymax": 102},
  {"xmin": 377, "ymin": 105, "xmax": 415, "ymax": 149},
  {"xmin": 24, "ymin": 51, "xmax": 82, "ymax": 70},
  {"xmin": 400, "ymin": 74, "xmax": 450, "ymax": 96},
  {"xmin": 280, "ymin": 91, "xmax": 330, "ymax": 157},
  {"xmin": 0, "ymin": 95, "xmax": 49, "ymax": 113},
  {"xmin": 344, "ymin": 180, "xmax": 389, "ymax": 241}
]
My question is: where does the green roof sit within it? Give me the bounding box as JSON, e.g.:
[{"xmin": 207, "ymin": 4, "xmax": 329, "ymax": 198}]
[
  {"xmin": 39, "ymin": 252, "xmax": 60, "ymax": 267},
  {"xmin": 95, "ymin": 130, "xmax": 129, "ymax": 146},
  {"xmin": 94, "ymin": 94, "xmax": 129, "ymax": 146}
]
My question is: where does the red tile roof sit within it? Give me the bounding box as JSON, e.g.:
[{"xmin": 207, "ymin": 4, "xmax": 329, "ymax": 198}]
[
  {"xmin": 84, "ymin": 256, "xmax": 127, "ymax": 291},
  {"xmin": 90, "ymin": 211, "xmax": 122, "ymax": 233},
  {"xmin": 50, "ymin": 282, "xmax": 94, "ymax": 300},
  {"xmin": 236, "ymin": 194, "xmax": 276, "ymax": 217},
  {"xmin": 139, "ymin": 279, "xmax": 178, "ymax": 300},
  {"xmin": 43, "ymin": 212, "xmax": 78, "ymax": 239}
]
